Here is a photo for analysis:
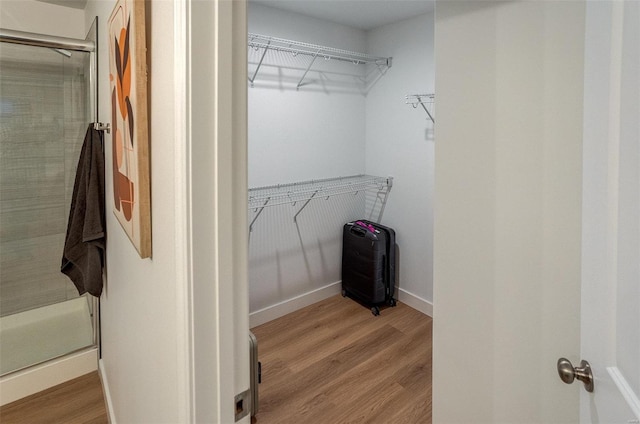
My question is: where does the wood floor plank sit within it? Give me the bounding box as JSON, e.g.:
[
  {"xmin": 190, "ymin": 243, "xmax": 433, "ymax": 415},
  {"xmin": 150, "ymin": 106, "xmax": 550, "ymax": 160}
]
[
  {"xmin": 317, "ymin": 318, "xmax": 429, "ymax": 396},
  {"xmin": 299, "ymin": 320, "xmax": 430, "ymax": 423},
  {"xmin": 258, "ymin": 324, "xmax": 403, "ymax": 416},
  {"xmin": 387, "ymin": 389, "xmax": 433, "ymax": 424},
  {"xmin": 339, "ymin": 382, "xmax": 408, "ymax": 424},
  {"xmin": 286, "ymin": 308, "xmax": 399, "ymax": 373},
  {"xmin": 256, "ymin": 296, "xmax": 356, "ymax": 352},
  {"xmin": 0, "ymin": 372, "xmax": 108, "ymax": 424},
  {"xmin": 252, "ymin": 294, "xmax": 432, "ymax": 424}
]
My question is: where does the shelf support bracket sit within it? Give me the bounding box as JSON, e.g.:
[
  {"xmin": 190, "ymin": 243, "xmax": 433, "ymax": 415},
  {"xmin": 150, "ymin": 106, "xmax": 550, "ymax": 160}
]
[
  {"xmin": 375, "ymin": 177, "xmax": 393, "ymax": 222},
  {"xmin": 407, "ymin": 95, "xmax": 435, "ymax": 123},
  {"xmin": 293, "ymin": 190, "xmax": 318, "ymax": 223},
  {"xmin": 364, "ymin": 63, "xmax": 389, "ymax": 94},
  {"xmin": 249, "ymin": 40, "xmax": 270, "ymax": 87},
  {"xmin": 249, "ymin": 197, "xmax": 270, "ymax": 233},
  {"xmin": 417, "ymin": 96, "xmax": 435, "ymax": 123},
  {"xmin": 296, "ymin": 50, "xmax": 320, "ymax": 90}
]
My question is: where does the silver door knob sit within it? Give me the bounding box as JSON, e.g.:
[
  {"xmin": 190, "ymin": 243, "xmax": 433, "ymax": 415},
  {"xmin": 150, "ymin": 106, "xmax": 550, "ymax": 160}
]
[{"xmin": 557, "ymin": 357, "xmax": 594, "ymax": 392}]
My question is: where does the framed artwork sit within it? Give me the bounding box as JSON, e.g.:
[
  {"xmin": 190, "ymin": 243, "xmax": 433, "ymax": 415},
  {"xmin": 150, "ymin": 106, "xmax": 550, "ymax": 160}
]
[{"xmin": 108, "ymin": 0, "xmax": 151, "ymax": 258}]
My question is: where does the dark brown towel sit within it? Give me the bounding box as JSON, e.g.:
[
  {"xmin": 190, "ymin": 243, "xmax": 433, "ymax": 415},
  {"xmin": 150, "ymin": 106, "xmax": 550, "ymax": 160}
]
[{"xmin": 61, "ymin": 125, "xmax": 106, "ymax": 297}]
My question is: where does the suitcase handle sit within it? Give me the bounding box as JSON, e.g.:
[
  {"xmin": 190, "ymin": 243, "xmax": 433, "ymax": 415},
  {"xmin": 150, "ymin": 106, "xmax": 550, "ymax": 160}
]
[{"xmin": 350, "ymin": 226, "xmax": 367, "ymax": 237}]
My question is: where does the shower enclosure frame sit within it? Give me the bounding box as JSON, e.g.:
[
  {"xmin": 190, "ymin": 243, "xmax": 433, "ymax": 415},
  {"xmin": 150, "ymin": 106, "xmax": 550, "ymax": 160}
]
[{"xmin": 0, "ymin": 19, "xmax": 103, "ymax": 401}]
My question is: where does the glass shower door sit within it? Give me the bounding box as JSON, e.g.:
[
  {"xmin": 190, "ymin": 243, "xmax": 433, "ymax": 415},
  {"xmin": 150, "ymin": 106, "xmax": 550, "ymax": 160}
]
[{"xmin": 0, "ymin": 41, "xmax": 95, "ymax": 375}]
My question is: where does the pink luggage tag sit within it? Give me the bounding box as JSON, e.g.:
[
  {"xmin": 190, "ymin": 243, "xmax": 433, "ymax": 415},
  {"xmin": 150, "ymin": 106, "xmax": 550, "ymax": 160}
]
[{"xmin": 355, "ymin": 221, "xmax": 380, "ymax": 234}]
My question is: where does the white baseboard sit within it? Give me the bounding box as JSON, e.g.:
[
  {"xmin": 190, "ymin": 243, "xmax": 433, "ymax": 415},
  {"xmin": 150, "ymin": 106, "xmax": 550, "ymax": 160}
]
[
  {"xmin": 249, "ymin": 281, "xmax": 433, "ymax": 328},
  {"xmin": 250, "ymin": 281, "xmax": 342, "ymax": 328},
  {"xmin": 397, "ymin": 287, "xmax": 433, "ymax": 317},
  {"xmin": 99, "ymin": 359, "xmax": 116, "ymax": 424},
  {"xmin": 0, "ymin": 348, "xmax": 98, "ymax": 406}
]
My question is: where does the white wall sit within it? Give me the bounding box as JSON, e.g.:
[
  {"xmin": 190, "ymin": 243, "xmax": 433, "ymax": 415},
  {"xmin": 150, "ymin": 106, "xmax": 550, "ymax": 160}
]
[
  {"xmin": 247, "ymin": 4, "xmax": 435, "ymax": 321},
  {"xmin": 247, "ymin": 4, "xmax": 369, "ymax": 320},
  {"xmin": 248, "ymin": 3, "xmax": 367, "ymax": 187},
  {"xmin": 84, "ymin": 1, "xmax": 186, "ymax": 422},
  {"xmin": 0, "ymin": 0, "xmax": 85, "ymax": 38},
  {"xmin": 365, "ymin": 12, "xmax": 434, "ymax": 311},
  {"xmin": 433, "ymin": 1, "xmax": 584, "ymax": 422}
]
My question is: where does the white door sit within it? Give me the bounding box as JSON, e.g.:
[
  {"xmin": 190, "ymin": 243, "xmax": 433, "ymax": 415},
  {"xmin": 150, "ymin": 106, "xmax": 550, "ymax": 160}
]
[
  {"xmin": 581, "ymin": 1, "xmax": 640, "ymax": 422},
  {"xmin": 433, "ymin": 1, "xmax": 638, "ymax": 422}
]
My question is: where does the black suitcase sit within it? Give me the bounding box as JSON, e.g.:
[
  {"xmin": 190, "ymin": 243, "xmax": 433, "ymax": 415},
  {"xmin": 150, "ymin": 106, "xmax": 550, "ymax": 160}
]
[{"xmin": 341, "ymin": 220, "xmax": 397, "ymax": 315}]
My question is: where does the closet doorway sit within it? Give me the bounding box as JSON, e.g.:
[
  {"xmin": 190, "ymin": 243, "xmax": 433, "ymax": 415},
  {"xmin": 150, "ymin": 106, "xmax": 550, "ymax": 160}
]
[{"xmin": 245, "ymin": 1, "xmax": 435, "ymax": 422}]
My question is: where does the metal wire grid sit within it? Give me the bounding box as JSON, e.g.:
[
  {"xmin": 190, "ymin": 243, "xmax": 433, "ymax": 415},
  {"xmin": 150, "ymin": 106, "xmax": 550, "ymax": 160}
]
[
  {"xmin": 248, "ymin": 33, "xmax": 391, "ymax": 66},
  {"xmin": 248, "ymin": 175, "xmax": 392, "ymax": 233},
  {"xmin": 248, "ymin": 33, "xmax": 392, "ymax": 90},
  {"xmin": 248, "ymin": 174, "xmax": 391, "ymax": 210}
]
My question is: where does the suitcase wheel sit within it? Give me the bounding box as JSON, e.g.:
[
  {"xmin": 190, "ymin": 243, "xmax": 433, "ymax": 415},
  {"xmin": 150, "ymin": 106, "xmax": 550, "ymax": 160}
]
[
  {"xmin": 341, "ymin": 289, "xmax": 347, "ymax": 298},
  {"xmin": 388, "ymin": 298, "xmax": 397, "ymax": 307},
  {"xmin": 371, "ymin": 306, "xmax": 380, "ymax": 316}
]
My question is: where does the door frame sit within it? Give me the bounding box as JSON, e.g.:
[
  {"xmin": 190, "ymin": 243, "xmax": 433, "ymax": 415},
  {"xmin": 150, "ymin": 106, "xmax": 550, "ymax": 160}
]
[
  {"xmin": 177, "ymin": 0, "xmax": 250, "ymax": 422},
  {"xmin": 581, "ymin": 1, "xmax": 640, "ymax": 421}
]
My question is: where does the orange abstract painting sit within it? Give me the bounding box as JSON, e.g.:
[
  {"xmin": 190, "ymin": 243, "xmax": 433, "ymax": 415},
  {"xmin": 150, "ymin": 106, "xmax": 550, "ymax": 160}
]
[{"xmin": 108, "ymin": 0, "xmax": 151, "ymax": 258}]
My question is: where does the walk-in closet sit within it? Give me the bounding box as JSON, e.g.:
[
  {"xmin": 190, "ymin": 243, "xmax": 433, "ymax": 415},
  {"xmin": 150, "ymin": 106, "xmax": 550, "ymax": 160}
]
[{"xmin": 247, "ymin": 1, "xmax": 435, "ymax": 421}]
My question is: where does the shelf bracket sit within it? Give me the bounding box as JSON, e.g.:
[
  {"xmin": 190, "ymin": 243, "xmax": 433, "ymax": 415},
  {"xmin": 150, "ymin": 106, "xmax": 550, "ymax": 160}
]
[
  {"xmin": 406, "ymin": 94, "xmax": 435, "ymax": 123},
  {"xmin": 249, "ymin": 39, "xmax": 270, "ymax": 87},
  {"xmin": 418, "ymin": 99, "xmax": 435, "ymax": 123},
  {"xmin": 249, "ymin": 197, "xmax": 270, "ymax": 233},
  {"xmin": 296, "ymin": 50, "xmax": 320, "ymax": 90},
  {"xmin": 293, "ymin": 190, "xmax": 318, "ymax": 223},
  {"xmin": 376, "ymin": 185, "xmax": 392, "ymax": 223}
]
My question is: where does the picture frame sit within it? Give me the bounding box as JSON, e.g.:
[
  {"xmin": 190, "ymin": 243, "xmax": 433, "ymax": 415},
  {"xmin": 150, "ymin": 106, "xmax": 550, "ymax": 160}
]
[{"xmin": 108, "ymin": 0, "xmax": 151, "ymax": 258}]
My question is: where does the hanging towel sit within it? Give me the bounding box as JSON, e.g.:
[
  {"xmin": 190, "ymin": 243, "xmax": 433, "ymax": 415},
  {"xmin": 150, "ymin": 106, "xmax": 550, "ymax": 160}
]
[{"xmin": 61, "ymin": 125, "xmax": 106, "ymax": 297}]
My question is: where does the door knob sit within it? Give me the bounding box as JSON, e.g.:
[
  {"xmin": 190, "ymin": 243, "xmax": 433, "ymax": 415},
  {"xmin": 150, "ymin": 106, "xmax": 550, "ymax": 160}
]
[{"xmin": 557, "ymin": 357, "xmax": 594, "ymax": 392}]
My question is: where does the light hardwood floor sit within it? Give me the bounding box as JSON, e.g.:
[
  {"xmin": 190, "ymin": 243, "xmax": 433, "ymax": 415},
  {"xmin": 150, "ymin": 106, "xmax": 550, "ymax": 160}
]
[
  {"xmin": 0, "ymin": 372, "xmax": 108, "ymax": 424},
  {"xmin": 0, "ymin": 296, "xmax": 431, "ymax": 423},
  {"xmin": 251, "ymin": 294, "xmax": 433, "ymax": 424}
]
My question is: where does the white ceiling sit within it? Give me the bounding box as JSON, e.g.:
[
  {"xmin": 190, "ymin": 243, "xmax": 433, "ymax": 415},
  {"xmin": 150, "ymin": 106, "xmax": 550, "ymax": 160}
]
[
  {"xmin": 250, "ymin": 0, "xmax": 435, "ymax": 30},
  {"xmin": 34, "ymin": 0, "xmax": 435, "ymax": 30}
]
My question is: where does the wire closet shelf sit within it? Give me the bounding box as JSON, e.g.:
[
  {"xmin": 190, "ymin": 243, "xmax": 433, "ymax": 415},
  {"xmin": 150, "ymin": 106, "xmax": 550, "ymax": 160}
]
[
  {"xmin": 406, "ymin": 93, "xmax": 435, "ymax": 123},
  {"xmin": 248, "ymin": 174, "xmax": 393, "ymax": 232},
  {"xmin": 248, "ymin": 33, "xmax": 392, "ymax": 89}
]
